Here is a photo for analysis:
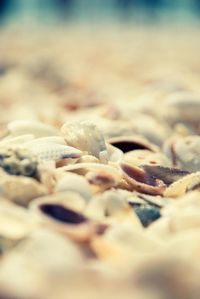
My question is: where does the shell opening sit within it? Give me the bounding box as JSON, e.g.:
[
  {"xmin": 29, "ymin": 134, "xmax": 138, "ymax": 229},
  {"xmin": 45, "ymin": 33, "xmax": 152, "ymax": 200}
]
[{"xmin": 40, "ymin": 203, "xmax": 87, "ymax": 224}]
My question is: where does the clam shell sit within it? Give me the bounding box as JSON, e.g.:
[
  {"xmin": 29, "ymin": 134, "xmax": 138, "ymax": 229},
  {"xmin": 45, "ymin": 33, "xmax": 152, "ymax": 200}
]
[
  {"xmin": 7, "ymin": 120, "xmax": 60, "ymax": 138},
  {"xmin": 0, "ymin": 174, "xmax": 47, "ymax": 206},
  {"xmin": 30, "ymin": 199, "xmax": 98, "ymax": 242}
]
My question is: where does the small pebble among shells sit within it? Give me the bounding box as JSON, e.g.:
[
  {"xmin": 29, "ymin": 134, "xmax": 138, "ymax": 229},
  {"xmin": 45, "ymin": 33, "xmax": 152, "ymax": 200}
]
[{"xmin": 1, "ymin": 28, "xmax": 200, "ymax": 299}]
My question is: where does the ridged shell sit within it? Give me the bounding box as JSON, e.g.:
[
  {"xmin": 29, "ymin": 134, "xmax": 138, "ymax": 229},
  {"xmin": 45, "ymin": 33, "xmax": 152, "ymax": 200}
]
[{"xmin": 26, "ymin": 142, "xmax": 82, "ymax": 161}]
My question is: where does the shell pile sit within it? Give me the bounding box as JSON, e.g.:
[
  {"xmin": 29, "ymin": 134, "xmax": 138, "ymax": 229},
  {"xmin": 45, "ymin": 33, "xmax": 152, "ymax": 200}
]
[{"xmin": 0, "ymin": 26, "xmax": 200, "ymax": 299}]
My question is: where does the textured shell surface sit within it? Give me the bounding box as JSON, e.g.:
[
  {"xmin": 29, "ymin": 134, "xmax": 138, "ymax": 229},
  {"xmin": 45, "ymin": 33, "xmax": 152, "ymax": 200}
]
[
  {"xmin": 61, "ymin": 121, "xmax": 108, "ymax": 162},
  {"xmin": 25, "ymin": 142, "xmax": 82, "ymax": 161}
]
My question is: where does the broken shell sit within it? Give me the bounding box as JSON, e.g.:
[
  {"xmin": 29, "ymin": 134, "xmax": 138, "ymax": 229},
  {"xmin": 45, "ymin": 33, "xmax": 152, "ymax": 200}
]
[
  {"xmin": 121, "ymin": 163, "xmax": 166, "ymax": 195},
  {"xmin": 0, "ymin": 174, "xmax": 47, "ymax": 206},
  {"xmin": 55, "ymin": 172, "xmax": 92, "ymax": 201},
  {"xmin": 6, "ymin": 120, "xmax": 60, "ymax": 138},
  {"xmin": 25, "ymin": 142, "xmax": 82, "ymax": 161},
  {"xmin": 133, "ymin": 205, "xmax": 161, "ymax": 228},
  {"xmin": 164, "ymin": 172, "xmax": 200, "ymax": 198},
  {"xmin": 61, "ymin": 121, "xmax": 108, "ymax": 162},
  {"xmin": 123, "ymin": 150, "xmax": 172, "ymax": 167},
  {"xmin": 142, "ymin": 165, "xmax": 190, "ymax": 185},
  {"xmin": 107, "ymin": 135, "xmax": 159, "ymax": 153}
]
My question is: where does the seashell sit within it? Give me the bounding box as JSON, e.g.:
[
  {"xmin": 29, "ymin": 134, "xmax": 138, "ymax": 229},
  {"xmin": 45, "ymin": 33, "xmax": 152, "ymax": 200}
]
[
  {"xmin": 91, "ymin": 223, "xmax": 162, "ymax": 263},
  {"xmin": 61, "ymin": 121, "xmax": 108, "ymax": 162},
  {"xmin": 121, "ymin": 163, "xmax": 166, "ymax": 195},
  {"xmin": 85, "ymin": 189, "xmax": 142, "ymax": 229},
  {"xmin": 0, "ymin": 174, "xmax": 47, "ymax": 206},
  {"xmin": 130, "ymin": 114, "xmax": 171, "ymax": 146},
  {"xmin": 107, "ymin": 135, "xmax": 159, "ymax": 153},
  {"xmin": 142, "ymin": 165, "xmax": 190, "ymax": 185},
  {"xmin": 85, "ymin": 169, "xmax": 120, "ymax": 191},
  {"xmin": 0, "ymin": 201, "xmax": 37, "ymax": 253},
  {"xmin": 77, "ymin": 154, "xmax": 99, "ymax": 164},
  {"xmin": 0, "ymin": 134, "xmax": 35, "ymax": 147},
  {"xmin": 162, "ymin": 92, "xmax": 200, "ymax": 128},
  {"xmin": 25, "ymin": 142, "xmax": 82, "ymax": 161},
  {"xmin": 31, "ymin": 191, "xmax": 86, "ymax": 214},
  {"xmin": 55, "ymin": 172, "xmax": 92, "ymax": 200},
  {"xmin": 6, "ymin": 120, "xmax": 60, "ymax": 138},
  {"xmin": 0, "ymin": 147, "xmax": 39, "ymax": 178},
  {"xmin": 30, "ymin": 200, "xmax": 98, "ymax": 242},
  {"xmin": 0, "ymin": 228, "xmax": 85, "ymax": 299},
  {"xmin": 166, "ymin": 136, "xmax": 200, "ymax": 172},
  {"xmin": 59, "ymin": 162, "xmax": 123, "ymax": 179},
  {"xmin": 123, "ymin": 150, "xmax": 172, "ymax": 168},
  {"xmin": 164, "ymin": 172, "xmax": 200, "ymax": 198}
]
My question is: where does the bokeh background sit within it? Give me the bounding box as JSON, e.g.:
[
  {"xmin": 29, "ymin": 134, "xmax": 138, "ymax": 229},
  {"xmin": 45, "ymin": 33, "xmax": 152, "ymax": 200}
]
[{"xmin": 1, "ymin": 0, "xmax": 200, "ymax": 25}]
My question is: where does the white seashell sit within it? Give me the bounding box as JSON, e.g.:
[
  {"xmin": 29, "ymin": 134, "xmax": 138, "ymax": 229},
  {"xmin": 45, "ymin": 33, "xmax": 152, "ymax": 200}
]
[
  {"xmin": 106, "ymin": 143, "xmax": 123, "ymax": 163},
  {"xmin": 55, "ymin": 172, "xmax": 92, "ymax": 200},
  {"xmin": 7, "ymin": 120, "xmax": 60, "ymax": 138},
  {"xmin": 61, "ymin": 121, "xmax": 108, "ymax": 162},
  {"xmin": 25, "ymin": 142, "xmax": 82, "ymax": 161},
  {"xmin": 164, "ymin": 172, "xmax": 200, "ymax": 198},
  {"xmin": 0, "ymin": 134, "xmax": 35, "ymax": 147}
]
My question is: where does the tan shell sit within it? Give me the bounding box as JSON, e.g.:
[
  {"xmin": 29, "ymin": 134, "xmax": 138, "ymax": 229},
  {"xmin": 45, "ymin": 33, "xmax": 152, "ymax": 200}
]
[
  {"xmin": 123, "ymin": 150, "xmax": 172, "ymax": 168},
  {"xmin": 0, "ymin": 173, "xmax": 47, "ymax": 206}
]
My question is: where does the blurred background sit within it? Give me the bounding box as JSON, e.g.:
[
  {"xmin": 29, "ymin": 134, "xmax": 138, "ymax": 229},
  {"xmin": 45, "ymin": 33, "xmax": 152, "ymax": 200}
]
[{"xmin": 1, "ymin": 0, "xmax": 200, "ymax": 26}]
